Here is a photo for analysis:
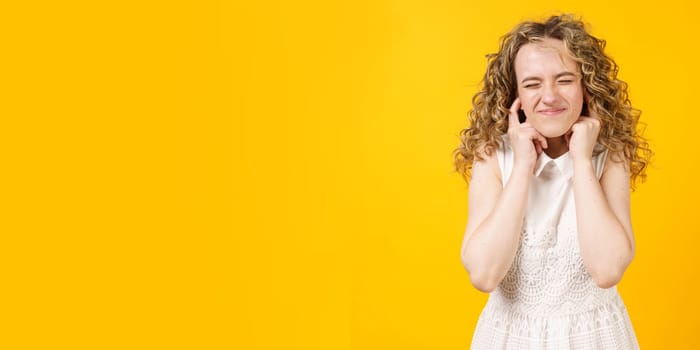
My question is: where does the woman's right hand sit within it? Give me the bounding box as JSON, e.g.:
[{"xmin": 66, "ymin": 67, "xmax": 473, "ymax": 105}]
[{"xmin": 507, "ymin": 97, "xmax": 548, "ymax": 173}]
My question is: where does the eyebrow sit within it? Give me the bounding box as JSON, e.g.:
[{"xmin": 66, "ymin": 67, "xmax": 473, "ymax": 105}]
[{"xmin": 520, "ymin": 72, "xmax": 579, "ymax": 84}]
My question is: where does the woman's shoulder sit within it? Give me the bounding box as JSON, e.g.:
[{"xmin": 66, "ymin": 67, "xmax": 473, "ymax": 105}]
[
  {"xmin": 472, "ymin": 134, "xmax": 508, "ymax": 183},
  {"xmin": 472, "ymin": 134, "xmax": 508, "ymax": 166},
  {"xmin": 598, "ymin": 147, "xmax": 631, "ymax": 179},
  {"xmin": 496, "ymin": 133, "xmax": 511, "ymax": 160}
]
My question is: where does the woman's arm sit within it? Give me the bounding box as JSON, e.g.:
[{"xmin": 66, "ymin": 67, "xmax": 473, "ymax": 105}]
[
  {"xmin": 460, "ymin": 151, "xmax": 533, "ymax": 293},
  {"xmin": 460, "ymin": 97, "xmax": 547, "ymax": 293},
  {"xmin": 573, "ymin": 153, "xmax": 635, "ymax": 289},
  {"xmin": 567, "ymin": 101, "xmax": 635, "ymax": 289}
]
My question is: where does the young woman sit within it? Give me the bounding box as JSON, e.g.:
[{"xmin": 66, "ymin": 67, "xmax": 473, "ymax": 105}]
[{"xmin": 453, "ymin": 14, "xmax": 652, "ymax": 349}]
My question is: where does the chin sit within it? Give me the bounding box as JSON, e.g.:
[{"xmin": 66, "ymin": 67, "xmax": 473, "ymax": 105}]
[
  {"xmin": 536, "ymin": 128, "xmax": 568, "ymax": 139},
  {"xmin": 533, "ymin": 120, "xmax": 577, "ymax": 139}
]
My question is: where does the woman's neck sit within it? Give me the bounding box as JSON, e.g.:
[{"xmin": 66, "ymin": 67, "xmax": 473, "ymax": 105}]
[{"xmin": 544, "ymin": 136, "xmax": 569, "ymax": 159}]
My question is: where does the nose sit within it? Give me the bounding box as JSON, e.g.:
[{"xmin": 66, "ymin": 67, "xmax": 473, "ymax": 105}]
[{"xmin": 541, "ymin": 83, "xmax": 559, "ymax": 104}]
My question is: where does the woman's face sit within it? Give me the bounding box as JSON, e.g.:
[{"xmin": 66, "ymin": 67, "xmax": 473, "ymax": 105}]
[{"xmin": 514, "ymin": 37, "xmax": 584, "ymax": 138}]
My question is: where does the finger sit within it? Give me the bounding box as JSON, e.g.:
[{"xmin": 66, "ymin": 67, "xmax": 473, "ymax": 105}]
[
  {"xmin": 508, "ymin": 97, "xmax": 521, "ymax": 128},
  {"xmin": 534, "ymin": 141, "xmax": 542, "ymax": 155},
  {"xmin": 533, "ymin": 131, "xmax": 548, "ymax": 150},
  {"xmin": 571, "ymin": 116, "xmax": 585, "ymax": 126}
]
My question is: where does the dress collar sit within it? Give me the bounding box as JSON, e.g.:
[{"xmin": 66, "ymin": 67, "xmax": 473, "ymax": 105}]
[{"xmin": 533, "ymin": 151, "xmax": 574, "ymax": 180}]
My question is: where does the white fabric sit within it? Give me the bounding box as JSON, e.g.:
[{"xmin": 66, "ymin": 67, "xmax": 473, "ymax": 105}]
[{"xmin": 469, "ymin": 134, "xmax": 639, "ymax": 350}]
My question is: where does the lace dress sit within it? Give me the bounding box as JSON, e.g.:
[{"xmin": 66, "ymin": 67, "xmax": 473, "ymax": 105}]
[{"xmin": 469, "ymin": 135, "xmax": 639, "ymax": 349}]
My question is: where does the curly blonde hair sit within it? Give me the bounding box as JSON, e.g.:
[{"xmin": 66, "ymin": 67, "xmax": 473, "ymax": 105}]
[{"xmin": 453, "ymin": 14, "xmax": 652, "ymax": 188}]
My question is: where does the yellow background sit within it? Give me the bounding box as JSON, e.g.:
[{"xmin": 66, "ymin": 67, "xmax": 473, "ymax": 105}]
[{"xmin": 1, "ymin": 0, "xmax": 697, "ymax": 349}]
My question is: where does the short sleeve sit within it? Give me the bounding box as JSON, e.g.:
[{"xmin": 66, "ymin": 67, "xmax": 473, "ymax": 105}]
[
  {"xmin": 593, "ymin": 145, "xmax": 609, "ymax": 180},
  {"xmin": 496, "ymin": 134, "xmax": 513, "ymax": 187}
]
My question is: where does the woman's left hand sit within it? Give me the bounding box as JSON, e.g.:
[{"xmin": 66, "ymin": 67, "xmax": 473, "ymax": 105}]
[{"xmin": 565, "ymin": 101, "xmax": 601, "ymax": 162}]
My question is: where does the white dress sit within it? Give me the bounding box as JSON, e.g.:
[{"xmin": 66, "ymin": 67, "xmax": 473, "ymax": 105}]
[{"xmin": 469, "ymin": 134, "xmax": 639, "ymax": 349}]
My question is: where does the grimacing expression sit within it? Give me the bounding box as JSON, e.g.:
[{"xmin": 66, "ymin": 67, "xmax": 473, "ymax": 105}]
[{"xmin": 514, "ymin": 37, "xmax": 584, "ymax": 138}]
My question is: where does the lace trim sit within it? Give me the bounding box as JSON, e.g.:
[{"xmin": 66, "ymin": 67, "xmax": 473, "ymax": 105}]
[
  {"xmin": 494, "ymin": 222, "xmax": 611, "ymax": 316},
  {"xmin": 472, "ymin": 294, "xmax": 639, "ymax": 349}
]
